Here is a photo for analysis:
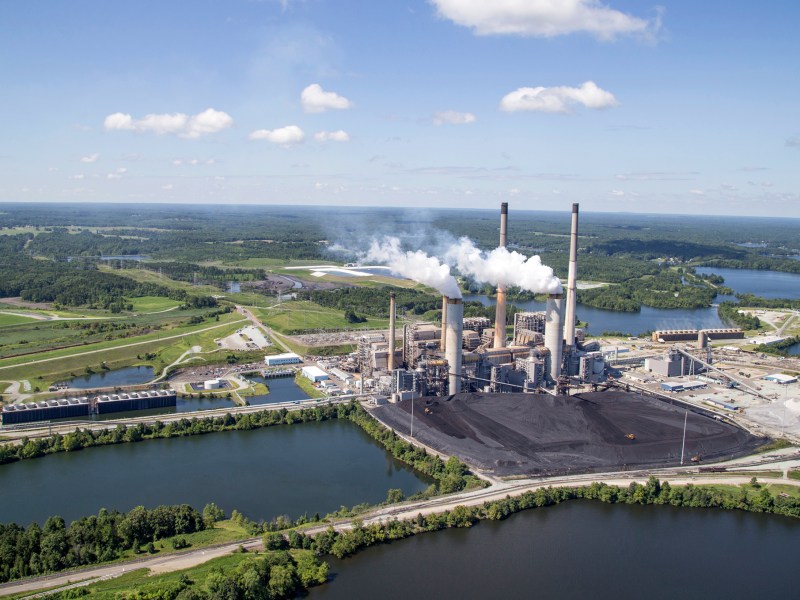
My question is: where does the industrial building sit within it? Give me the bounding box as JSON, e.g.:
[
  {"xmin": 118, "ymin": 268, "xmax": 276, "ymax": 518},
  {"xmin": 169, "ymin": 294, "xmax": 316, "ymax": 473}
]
[
  {"xmin": 652, "ymin": 328, "xmax": 743, "ymax": 343},
  {"xmin": 264, "ymin": 352, "xmax": 302, "ymax": 366},
  {"xmin": 764, "ymin": 373, "xmax": 797, "ymax": 384},
  {"xmin": 301, "ymin": 366, "xmax": 329, "ymax": 382},
  {"xmin": 355, "ymin": 202, "xmax": 610, "ymax": 401}
]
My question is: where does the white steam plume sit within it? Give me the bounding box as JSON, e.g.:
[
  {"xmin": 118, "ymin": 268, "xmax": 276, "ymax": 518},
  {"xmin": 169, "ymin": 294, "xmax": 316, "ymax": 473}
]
[
  {"xmin": 446, "ymin": 237, "xmax": 562, "ymax": 294},
  {"xmin": 365, "ymin": 237, "xmax": 461, "ymax": 299}
]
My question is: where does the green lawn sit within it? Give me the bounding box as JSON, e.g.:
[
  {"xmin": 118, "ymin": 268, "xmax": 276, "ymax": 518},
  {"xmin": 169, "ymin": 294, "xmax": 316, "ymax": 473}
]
[
  {"xmin": 128, "ymin": 296, "xmax": 183, "ymax": 313},
  {"xmin": 255, "ymin": 301, "xmax": 389, "ymax": 334},
  {"xmin": 0, "ymin": 313, "xmax": 40, "ymax": 327}
]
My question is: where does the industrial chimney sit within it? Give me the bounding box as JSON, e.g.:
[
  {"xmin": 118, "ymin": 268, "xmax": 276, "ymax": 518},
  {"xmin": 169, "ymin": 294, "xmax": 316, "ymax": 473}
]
[
  {"xmin": 440, "ymin": 295, "xmax": 448, "ymax": 352},
  {"xmin": 545, "ymin": 293, "xmax": 564, "ymax": 383},
  {"xmin": 494, "ymin": 202, "xmax": 509, "ymax": 348},
  {"xmin": 445, "ymin": 298, "xmax": 463, "ymax": 395},
  {"xmin": 563, "ymin": 203, "xmax": 579, "ymax": 348},
  {"xmin": 388, "ymin": 292, "xmax": 396, "ymax": 372}
]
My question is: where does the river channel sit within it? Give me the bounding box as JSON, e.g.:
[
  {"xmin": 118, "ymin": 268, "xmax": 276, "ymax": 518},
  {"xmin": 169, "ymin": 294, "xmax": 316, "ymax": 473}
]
[
  {"xmin": 309, "ymin": 500, "xmax": 800, "ymax": 600},
  {"xmin": 0, "ymin": 420, "xmax": 433, "ymax": 526}
]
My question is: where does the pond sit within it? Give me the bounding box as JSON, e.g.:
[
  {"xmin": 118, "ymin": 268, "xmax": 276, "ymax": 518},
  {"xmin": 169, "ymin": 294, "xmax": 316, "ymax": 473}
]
[
  {"xmin": 695, "ymin": 267, "xmax": 800, "ymax": 299},
  {"xmin": 63, "ymin": 366, "xmax": 155, "ymax": 389},
  {"xmin": 244, "ymin": 376, "xmax": 311, "ymax": 405}
]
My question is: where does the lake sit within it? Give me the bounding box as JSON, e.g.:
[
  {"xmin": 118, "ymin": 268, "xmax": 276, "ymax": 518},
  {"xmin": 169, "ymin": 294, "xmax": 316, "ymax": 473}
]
[
  {"xmin": 463, "ymin": 295, "xmax": 727, "ymax": 336},
  {"xmin": 0, "ymin": 419, "xmax": 433, "ymax": 526},
  {"xmin": 310, "ymin": 500, "xmax": 800, "ymax": 600},
  {"xmin": 63, "ymin": 365, "xmax": 155, "ymax": 389},
  {"xmin": 695, "ymin": 267, "xmax": 800, "ymax": 299},
  {"xmin": 245, "ymin": 376, "xmax": 311, "ymax": 405}
]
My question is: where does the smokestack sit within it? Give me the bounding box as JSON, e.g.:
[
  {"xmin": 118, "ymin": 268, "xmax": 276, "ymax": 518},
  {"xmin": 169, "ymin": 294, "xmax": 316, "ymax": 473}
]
[
  {"xmin": 545, "ymin": 293, "xmax": 564, "ymax": 383},
  {"xmin": 440, "ymin": 295, "xmax": 448, "ymax": 351},
  {"xmin": 563, "ymin": 203, "xmax": 579, "ymax": 348},
  {"xmin": 445, "ymin": 298, "xmax": 463, "ymax": 395},
  {"xmin": 494, "ymin": 202, "xmax": 508, "ymax": 348},
  {"xmin": 388, "ymin": 292, "xmax": 396, "ymax": 372}
]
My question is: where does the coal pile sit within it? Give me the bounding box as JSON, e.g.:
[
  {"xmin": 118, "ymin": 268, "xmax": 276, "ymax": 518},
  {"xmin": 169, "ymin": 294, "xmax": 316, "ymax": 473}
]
[{"xmin": 372, "ymin": 391, "xmax": 764, "ymax": 477}]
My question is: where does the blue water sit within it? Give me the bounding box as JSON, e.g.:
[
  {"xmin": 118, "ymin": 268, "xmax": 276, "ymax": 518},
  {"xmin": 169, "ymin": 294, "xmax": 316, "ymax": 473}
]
[
  {"xmin": 463, "ymin": 295, "xmax": 727, "ymax": 336},
  {"xmin": 696, "ymin": 267, "xmax": 800, "ymax": 299},
  {"xmin": 244, "ymin": 375, "xmax": 311, "ymax": 405},
  {"xmin": 63, "ymin": 366, "xmax": 155, "ymax": 389}
]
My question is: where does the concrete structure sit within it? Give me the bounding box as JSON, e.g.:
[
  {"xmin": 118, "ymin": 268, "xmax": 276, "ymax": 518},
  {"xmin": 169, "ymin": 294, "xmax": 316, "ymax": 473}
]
[
  {"xmin": 494, "ymin": 202, "xmax": 508, "ymax": 348},
  {"xmin": 660, "ymin": 380, "xmax": 707, "ymax": 393},
  {"xmin": 301, "ymin": 366, "xmax": 329, "ymax": 383},
  {"xmin": 653, "ymin": 328, "xmax": 743, "ymax": 342},
  {"xmin": 749, "ymin": 335, "xmax": 788, "ymax": 346},
  {"xmin": 545, "ymin": 294, "xmax": 564, "ymax": 382},
  {"xmin": 445, "ymin": 297, "xmax": 464, "ymax": 394},
  {"xmin": 564, "ymin": 203, "xmax": 579, "ymax": 348},
  {"xmin": 388, "ymin": 292, "xmax": 397, "ymax": 372},
  {"xmin": 764, "ymin": 373, "xmax": 798, "ymax": 384},
  {"xmin": 203, "ymin": 379, "xmax": 223, "ymax": 390},
  {"xmin": 440, "ymin": 296, "xmax": 448, "ymax": 352},
  {"xmin": 264, "ymin": 352, "xmax": 301, "ymax": 366}
]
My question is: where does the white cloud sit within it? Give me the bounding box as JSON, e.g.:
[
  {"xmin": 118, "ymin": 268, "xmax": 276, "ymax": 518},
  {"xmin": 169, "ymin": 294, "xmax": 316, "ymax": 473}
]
[
  {"xmin": 314, "ymin": 130, "xmax": 350, "ymax": 142},
  {"xmin": 162, "ymin": 184, "xmax": 174, "ymax": 191},
  {"xmin": 500, "ymin": 81, "xmax": 618, "ymax": 113},
  {"xmin": 106, "ymin": 173, "xmax": 121, "ymax": 180},
  {"xmin": 80, "ymin": 153, "xmax": 99, "ymax": 163},
  {"xmin": 116, "ymin": 167, "xmax": 127, "ymax": 174},
  {"xmin": 249, "ymin": 125, "xmax": 305, "ymax": 145},
  {"xmin": 609, "ymin": 189, "xmax": 625, "ymax": 196},
  {"xmin": 68, "ymin": 174, "xmax": 85, "ymax": 180},
  {"xmin": 103, "ymin": 108, "xmax": 233, "ymax": 138},
  {"xmin": 689, "ymin": 189, "xmax": 705, "ymax": 195},
  {"xmin": 432, "ymin": 110, "xmax": 476, "ymax": 125},
  {"xmin": 430, "ymin": 0, "xmax": 656, "ymax": 41},
  {"xmin": 301, "ymin": 84, "xmax": 352, "ymax": 113}
]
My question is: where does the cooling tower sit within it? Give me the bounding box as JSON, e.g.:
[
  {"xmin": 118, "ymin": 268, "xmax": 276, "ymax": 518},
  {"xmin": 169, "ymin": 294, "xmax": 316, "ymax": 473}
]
[
  {"xmin": 564, "ymin": 203, "xmax": 579, "ymax": 348},
  {"xmin": 445, "ymin": 298, "xmax": 464, "ymax": 394},
  {"xmin": 388, "ymin": 292, "xmax": 396, "ymax": 371},
  {"xmin": 545, "ymin": 293, "xmax": 564, "ymax": 382},
  {"xmin": 494, "ymin": 202, "xmax": 508, "ymax": 348}
]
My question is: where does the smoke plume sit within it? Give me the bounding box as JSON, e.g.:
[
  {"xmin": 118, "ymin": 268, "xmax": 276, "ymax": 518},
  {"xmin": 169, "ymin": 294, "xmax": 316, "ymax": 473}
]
[
  {"xmin": 446, "ymin": 237, "xmax": 562, "ymax": 294},
  {"xmin": 365, "ymin": 237, "xmax": 462, "ymax": 298}
]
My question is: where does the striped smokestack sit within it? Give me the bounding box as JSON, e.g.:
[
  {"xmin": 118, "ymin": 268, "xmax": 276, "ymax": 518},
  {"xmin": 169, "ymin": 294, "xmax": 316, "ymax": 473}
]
[
  {"xmin": 494, "ymin": 202, "xmax": 508, "ymax": 348},
  {"xmin": 563, "ymin": 203, "xmax": 579, "ymax": 348},
  {"xmin": 388, "ymin": 292, "xmax": 396, "ymax": 371}
]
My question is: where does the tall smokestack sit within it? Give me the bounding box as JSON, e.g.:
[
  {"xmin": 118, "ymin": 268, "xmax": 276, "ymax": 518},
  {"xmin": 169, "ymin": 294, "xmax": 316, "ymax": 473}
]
[
  {"xmin": 445, "ymin": 298, "xmax": 463, "ymax": 395},
  {"xmin": 494, "ymin": 202, "xmax": 508, "ymax": 348},
  {"xmin": 545, "ymin": 293, "xmax": 564, "ymax": 383},
  {"xmin": 388, "ymin": 292, "xmax": 396, "ymax": 372},
  {"xmin": 564, "ymin": 203, "xmax": 579, "ymax": 348},
  {"xmin": 440, "ymin": 295, "xmax": 448, "ymax": 351}
]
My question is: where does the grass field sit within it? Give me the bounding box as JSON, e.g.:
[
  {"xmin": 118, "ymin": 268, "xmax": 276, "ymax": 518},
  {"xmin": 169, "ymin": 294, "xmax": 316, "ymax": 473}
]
[
  {"xmin": 255, "ymin": 301, "xmax": 389, "ymax": 334},
  {"xmin": 0, "ymin": 313, "xmax": 40, "ymax": 327},
  {"xmin": 128, "ymin": 296, "xmax": 183, "ymax": 313},
  {"xmin": 0, "ymin": 313, "xmax": 247, "ymax": 385},
  {"xmin": 99, "ymin": 265, "xmax": 222, "ymax": 296}
]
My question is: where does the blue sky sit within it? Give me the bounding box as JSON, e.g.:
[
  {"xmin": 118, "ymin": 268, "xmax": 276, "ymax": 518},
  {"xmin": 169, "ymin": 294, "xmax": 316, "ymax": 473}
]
[{"xmin": 1, "ymin": 0, "xmax": 798, "ymax": 216}]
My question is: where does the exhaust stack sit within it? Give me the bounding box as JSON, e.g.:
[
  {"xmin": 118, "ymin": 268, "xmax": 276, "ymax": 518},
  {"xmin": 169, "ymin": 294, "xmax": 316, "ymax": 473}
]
[
  {"xmin": 445, "ymin": 298, "xmax": 463, "ymax": 395},
  {"xmin": 388, "ymin": 292, "xmax": 396, "ymax": 371},
  {"xmin": 440, "ymin": 295, "xmax": 448, "ymax": 351},
  {"xmin": 494, "ymin": 202, "xmax": 508, "ymax": 348},
  {"xmin": 545, "ymin": 293, "xmax": 564, "ymax": 383},
  {"xmin": 564, "ymin": 203, "xmax": 579, "ymax": 348}
]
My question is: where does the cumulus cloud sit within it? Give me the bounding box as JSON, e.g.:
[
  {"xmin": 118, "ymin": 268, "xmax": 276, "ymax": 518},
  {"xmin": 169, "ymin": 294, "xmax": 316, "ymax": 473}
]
[
  {"xmin": 103, "ymin": 108, "xmax": 233, "ymax": 138},
  {"xmin": 301, "ymin": 84, "xmax": 352, "ymax": 113},
  {"xmin": 314, "ymin": 130, "xmax": 350, "ymax": 142},
  {"xmin": 80, "ymin": 153, "xmax": 99, "ymax": 163},
  {"xmin": 500, "ymin": 81, "xmax": 618, "ymax": 113},
  {"xmin": 432, "ymin": 110, "xmax": 476, "ymax": 125},
  {"xmin": 430, "ymin": 0, "xmax": 657, "ymax": 41},
  {"xmin": 249, "ymin": 125, "xmax": 305, "ymax": 145}
]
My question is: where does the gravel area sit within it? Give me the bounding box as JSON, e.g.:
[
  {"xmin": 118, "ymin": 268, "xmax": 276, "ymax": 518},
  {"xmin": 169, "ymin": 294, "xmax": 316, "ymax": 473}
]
[{"xmin": 372, "ymin": 391, "xmax": 764, "ymax": 477}]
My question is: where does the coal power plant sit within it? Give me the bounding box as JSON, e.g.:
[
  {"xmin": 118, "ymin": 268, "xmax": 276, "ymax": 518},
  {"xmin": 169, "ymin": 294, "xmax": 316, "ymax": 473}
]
[{"xmin": 356, "ymin": 203, "xmax": 762, "ymax": 474}]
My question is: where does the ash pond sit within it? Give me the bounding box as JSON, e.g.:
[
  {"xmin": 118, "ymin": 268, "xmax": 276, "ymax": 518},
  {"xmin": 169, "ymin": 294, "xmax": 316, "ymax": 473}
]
[
  {"xmin": 0, "ymin": 420, "xmax": 433, "ymax": 526},
  {"xmin": 309, "ymin": 500, "xmax": 800, "ymax": 600}
]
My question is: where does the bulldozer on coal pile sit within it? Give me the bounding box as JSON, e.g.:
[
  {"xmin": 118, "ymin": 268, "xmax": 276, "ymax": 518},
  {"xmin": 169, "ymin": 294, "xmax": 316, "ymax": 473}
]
[{"xmin": 625, "ymin": 433, "xmax": 636, "ymax": 440}]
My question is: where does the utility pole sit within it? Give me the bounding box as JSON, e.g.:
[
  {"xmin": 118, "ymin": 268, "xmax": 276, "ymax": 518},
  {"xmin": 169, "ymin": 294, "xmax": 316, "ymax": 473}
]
[{"xmin": 680, "ymin": 409, "xmax": 688, "ymax": 466}]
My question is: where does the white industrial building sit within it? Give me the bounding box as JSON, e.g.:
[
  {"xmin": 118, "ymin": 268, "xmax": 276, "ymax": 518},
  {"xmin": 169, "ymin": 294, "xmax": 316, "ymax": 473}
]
[
  {"xmin": 265, "ymin": 352, "xmax": 302, "ymax": 366},
  {"xmin": 301, "ymin": 366, "xmax": 329, "ymax": 382},
  {"xmin": 764, "ymin": 373, "xmax": 797, "ymax": 384},
  {"xmin": 204, "ymin": 379, "xmax": 223, "ymax": 390}
]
